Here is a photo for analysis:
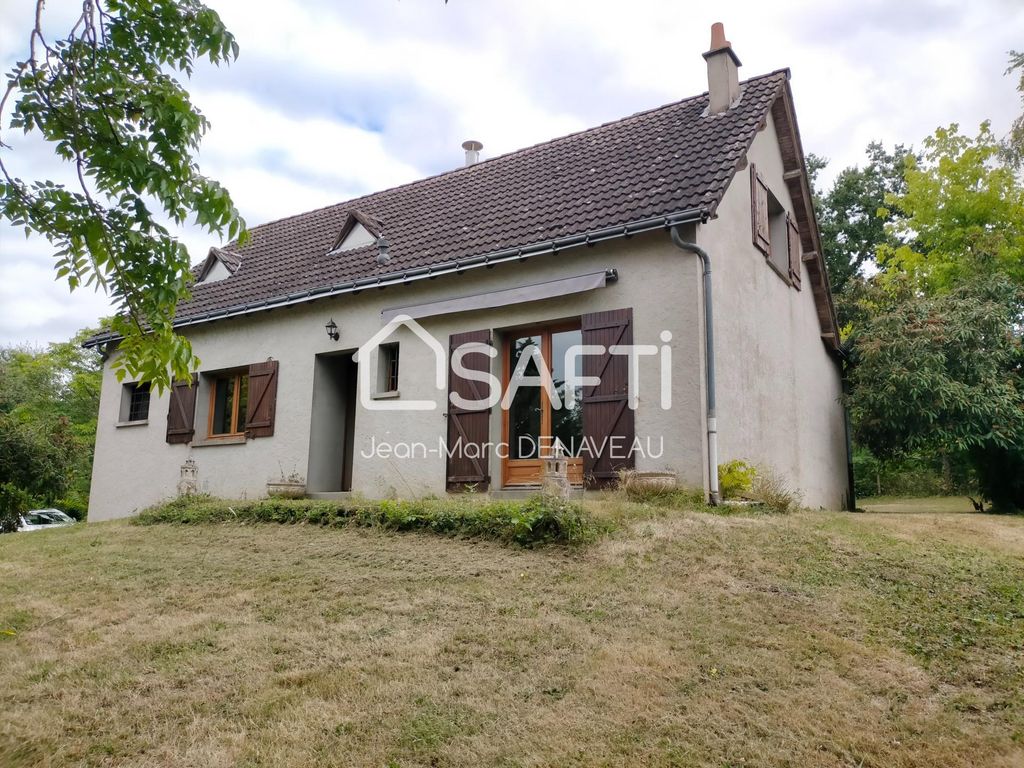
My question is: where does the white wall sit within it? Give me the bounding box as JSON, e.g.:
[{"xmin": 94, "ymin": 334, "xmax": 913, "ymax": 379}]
[
  {"xmin": 88, "ymin": 232, "xmax": 707, "ymax": 520},
  {"xmin": 700, "ymin": 111, "xmax": 849, "ymax": 509}
]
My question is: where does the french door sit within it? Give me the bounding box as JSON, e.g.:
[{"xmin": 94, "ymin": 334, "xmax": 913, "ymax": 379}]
[{"xmin": 502, "ymin": 323, "xmax": 585, "ymax": 487}]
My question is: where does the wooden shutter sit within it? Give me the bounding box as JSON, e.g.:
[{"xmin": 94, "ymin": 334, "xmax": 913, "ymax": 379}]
[
  {"xmin": 581, "ymin": 308, "xmax": 635, "ymax": 487},
  {"xmin": 166, "ymin": 374, "xmax": 198, "ymax": 444},
  {"xmin": 787, "ymin": 213, "xmax": 802, "ymax": 289},
  {"xmin": 446, "ymin": 330, "xmax": 492, "ymax": 491},
  {"xmin": 245, "ymin": 360, "xmax": 279, "ymax": 438},
  {"xmin": 750, "ymin": 163, "xmax": 771, "ymax": 256}
]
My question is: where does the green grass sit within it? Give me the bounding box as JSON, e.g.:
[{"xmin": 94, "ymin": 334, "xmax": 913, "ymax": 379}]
[
  {"xmin": 135, "ymin": 493, "xmax": 603, "ymax": 547},
  {"xmin": 1, "ymin": 498, "xmax": 1023, "ymax": 766}
]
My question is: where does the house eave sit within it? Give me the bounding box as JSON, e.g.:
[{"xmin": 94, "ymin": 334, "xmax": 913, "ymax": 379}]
[{"xmin": 82, "ymin": 208, "xmax": 708, "ymax": 348}]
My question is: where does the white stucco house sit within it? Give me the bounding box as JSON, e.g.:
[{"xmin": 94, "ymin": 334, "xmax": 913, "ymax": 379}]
[{"xmin": 85, "ymin": 25, "xmax": 853, "ymax": 520}]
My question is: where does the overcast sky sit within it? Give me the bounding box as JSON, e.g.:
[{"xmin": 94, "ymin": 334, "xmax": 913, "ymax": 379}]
[{"xmin": 1, "ymin": 0, "xmax": 1020, "ymax": 347}]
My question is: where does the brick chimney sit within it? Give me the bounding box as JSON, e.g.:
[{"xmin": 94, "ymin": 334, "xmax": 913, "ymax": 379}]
[{"xmin": 703, "ymin": 22, "xmax": 741, "ymax": 115}]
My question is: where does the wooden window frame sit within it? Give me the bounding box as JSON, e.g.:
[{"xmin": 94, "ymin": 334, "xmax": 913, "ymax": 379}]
[
  {"xmin": 500, "ymin": 320, "xmax": 584, "ymax": 488},
  {"xmin": 207, "ymin": 371, "xmax": 248, "ymax": 438}
]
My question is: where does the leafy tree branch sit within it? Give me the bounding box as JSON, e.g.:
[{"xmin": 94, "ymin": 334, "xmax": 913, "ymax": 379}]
[{"xmin": 0, "ymin": 0, "xmax": 247, "ymax": 390}]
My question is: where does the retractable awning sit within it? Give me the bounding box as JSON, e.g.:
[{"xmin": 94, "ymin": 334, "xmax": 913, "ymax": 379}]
[{"xmin": 379, "ymin": 268, "xmax": 617, "ymax": 324}]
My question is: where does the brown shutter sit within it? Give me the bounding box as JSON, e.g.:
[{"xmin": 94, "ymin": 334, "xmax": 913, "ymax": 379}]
[
  {"xmin": 581, "ymin": 308, "xmax": 635, "ymax": 487},
  {"xmin": 446, "ymin": 330, "xmax": 492, "ymax": 491},
  {"xmin": 246, "ymin": 360, "xmax": 279, "ymax": 438},
  {"xmin": 166, "ymin": 374, "xmax": 198, "ymax": 444},
  {"xmin": 750, "ymin": 163, "xmax": 771, "ymax": 256},
  {"xmin": 787, "ymin": 213, "xmax": 802, "ymax": 289}
]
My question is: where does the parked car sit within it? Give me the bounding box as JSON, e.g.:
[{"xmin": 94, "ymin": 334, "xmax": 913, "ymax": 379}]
[{"xmin": 18, "ymin": 508, "xmax": 76, "ymax": 532}]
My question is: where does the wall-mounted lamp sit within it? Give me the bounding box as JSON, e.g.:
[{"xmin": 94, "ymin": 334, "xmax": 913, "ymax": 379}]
[
  {"xmin": 325, "ymin": 318, "xmax": 339, "ymax": 341},
  {"xmin": 376, "ymin": 235, "xmax": 391, "ymax": 266}
]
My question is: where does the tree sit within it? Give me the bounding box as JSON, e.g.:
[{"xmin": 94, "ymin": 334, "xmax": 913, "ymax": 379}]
[
  {"xmin": 0, "ymin": 329, "xmax": 103, "ymax": 518},
  {"xmin": 813, "ymin": 144, "xmax": 915, "ymax": 287},
  {"xmin": 847, "ymin": 275, "xmax": 1024, "ymax": 511},
  {"xmin": 879, "ymin": 123, "xmax": 1024, "ymax": 293},
  {"xmin": 0, "ymin": 1, "xmax": 246, "ymax": 391},
  {"xmin": 1005, "ymin": 49, "xmax": 1024, "ymax": 168},
  {"xmin": 808, "ymin": 143, "xmax": 915, "ymax": 329}
]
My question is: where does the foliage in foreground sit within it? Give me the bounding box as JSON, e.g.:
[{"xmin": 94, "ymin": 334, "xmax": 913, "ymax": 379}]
[
  {"xmin": 0, "ymin": 0, "xmax": 246, "ymax": 389},
  {"xmin": 135, "ymin": 494, "xmax": 601, "ymax": 547}
]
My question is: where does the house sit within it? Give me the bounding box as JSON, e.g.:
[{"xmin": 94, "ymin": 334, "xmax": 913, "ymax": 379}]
[{"xmin": 85, "ymin": 24, "xmax": 852, "ymax": 520}]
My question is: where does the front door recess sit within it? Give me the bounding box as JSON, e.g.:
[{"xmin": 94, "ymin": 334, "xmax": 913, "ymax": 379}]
[{"xmin": 307, "ymin": 352, "xmax": 357, "ymax": 493}]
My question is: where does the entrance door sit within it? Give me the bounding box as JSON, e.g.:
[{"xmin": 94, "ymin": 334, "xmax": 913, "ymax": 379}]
[
  {"xmin": 307, "ymin": 352, "xmax": 357, "ymax": 493},
  {"xmin": 502, "ymin": 324, "xmax": 584, "ymax": 487}
]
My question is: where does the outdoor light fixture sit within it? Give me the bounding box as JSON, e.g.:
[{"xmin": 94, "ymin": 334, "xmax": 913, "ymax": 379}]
[
  {"xmin": 376, "ymin": 235, "xmax": 391, "ymax": 265},
  {"xmin": 325, "ymin": 318, "xmax": 339, "ymax": 341}
]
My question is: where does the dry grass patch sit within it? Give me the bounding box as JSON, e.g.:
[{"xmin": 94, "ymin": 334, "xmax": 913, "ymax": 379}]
[{"xmin": 1, "ymin": 503, "xmax": 1023, "ymax": 767}]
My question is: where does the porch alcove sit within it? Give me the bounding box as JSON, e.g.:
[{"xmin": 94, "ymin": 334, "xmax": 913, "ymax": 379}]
[{"xmin": 306, "ymin": 351, "xmax": 357, "ymax": 494}]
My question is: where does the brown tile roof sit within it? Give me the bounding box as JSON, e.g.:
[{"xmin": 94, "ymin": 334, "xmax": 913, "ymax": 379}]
[{"xmin": 94, "ymin": 70, "xmax": 805, "ymax": 342}]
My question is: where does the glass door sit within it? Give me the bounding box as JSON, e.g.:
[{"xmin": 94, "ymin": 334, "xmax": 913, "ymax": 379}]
[{"xmin": 503, "ymin": 324, "xmax": 584, "ymax": 487}]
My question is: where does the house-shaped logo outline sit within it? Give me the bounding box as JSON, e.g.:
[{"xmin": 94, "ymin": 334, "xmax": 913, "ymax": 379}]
[{"xmin": 352, "ymin": 314, "xmax": 446, "ymax": 411}]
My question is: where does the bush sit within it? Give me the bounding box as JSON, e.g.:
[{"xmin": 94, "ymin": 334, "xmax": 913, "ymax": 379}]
[
  {"xmin": 0, "ymin": 483, "xmax": 38, "ymax": 534},
  {"xmin": 852, "ymin": 448, "xmax": 973, "ymax": 499},
  {"xmin": 616, "ymin": 470, "xmax": 706, "ymax": 508},
  {"xmin": 134, "ymin": 493, "xmax": 601, "ymax": 547},
  {"xmin": 56, "ymin": 491, "xmax": 89, "ymax": 522},
  {"xmin": 748, "ymin": 469, "xmax": 802, "ymax": 514},
  {"xmin": 718, "ymin": 459, "xmax": 757, "ymax": 499}
]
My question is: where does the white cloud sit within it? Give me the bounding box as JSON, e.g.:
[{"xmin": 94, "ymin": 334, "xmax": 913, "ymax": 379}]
[{"xmin": 1, "ymin": 0, "xmax": 1021, "ymax": 345}]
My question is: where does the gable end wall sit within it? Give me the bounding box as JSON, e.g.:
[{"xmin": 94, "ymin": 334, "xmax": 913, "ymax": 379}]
[{"xmin": 700, "ymin": 110, "xmax": 848, "ymax": 509}]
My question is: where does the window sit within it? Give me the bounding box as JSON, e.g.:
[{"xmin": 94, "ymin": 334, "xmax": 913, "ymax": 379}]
[
  {"xmin": 119, "ymin": 382, "xmax": 150, "ymax": 423},
  {"xmin": 188, "ymin": 361, "xmax": 277, "ymax": 445},
  {"xmin": 378, "ymin": 343, "xmax": 399, "ymax": 393},
  {"xmin": 750, "ymin": 163, "xmax": 795, "ymax": 285},
  {"xmin": 209, "ymin": 372, "xmax": 249, "ymax": 437}
]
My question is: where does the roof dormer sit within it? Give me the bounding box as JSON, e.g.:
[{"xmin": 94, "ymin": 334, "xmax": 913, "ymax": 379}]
[
  {"xmin": 196, "ymin": 247, "xmax": 241, "ymax": 284},
  {"xmin": 329, "ymin": 209, "xmax": 383, "ymax": 255}
]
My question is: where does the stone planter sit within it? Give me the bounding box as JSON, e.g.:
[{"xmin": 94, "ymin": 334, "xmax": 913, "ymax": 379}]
[
  {"xmin": 266, "ymin": 481, "xmax": 306, "ymax": 499},
  {"xmin": 632, "ymin": 471, "xmax": 677, "ymax": 488}
]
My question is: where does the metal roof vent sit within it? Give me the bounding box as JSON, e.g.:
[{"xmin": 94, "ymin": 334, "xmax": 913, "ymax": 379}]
[{"xmin": 462, "ymin": 139, "xmax": 483, "ymax": 167}]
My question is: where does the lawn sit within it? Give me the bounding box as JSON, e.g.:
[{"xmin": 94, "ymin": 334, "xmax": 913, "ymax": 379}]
[{"xmin": 1, "ymin": 500, "xmax": 1023, "ymax": 767}]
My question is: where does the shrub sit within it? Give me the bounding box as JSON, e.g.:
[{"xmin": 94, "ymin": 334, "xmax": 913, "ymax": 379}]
[
  {"xmin": 718, "ymin": 459, "xmax": 757, "ymax": 499},
  {"xmin": 616, "ymin": 470, "xmax": 706, "ymax": 508},
  {"xmin": 134, "ymin": 493, "xmax": 601, "ymax": 547},
  {"xmin": 56, "ymin": 491, "xmax": 89, "ymax": 521},
  {"xmin": 0, "ymin": 483, "xmax": 37, "ymax": 534},
  {"xmin": 748, "ymin": 468, "xmax": 802, "ymax": 514}
]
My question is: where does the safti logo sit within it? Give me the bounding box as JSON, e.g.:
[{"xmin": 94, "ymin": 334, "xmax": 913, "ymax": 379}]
[
  {"xmin": 353, "ymin": 315, "xmax": 446, "ymax": 411},
  {"xmin": 353, "ymin": 315, "xmax": 675, "ymax": 412}
]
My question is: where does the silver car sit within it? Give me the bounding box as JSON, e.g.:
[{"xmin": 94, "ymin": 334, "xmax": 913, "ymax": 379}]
[{"xmin": 18, "ymin": 508, "xmax": 76, "ymax": 531}]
